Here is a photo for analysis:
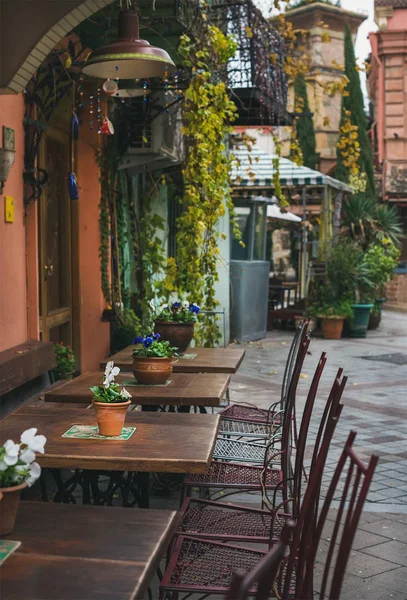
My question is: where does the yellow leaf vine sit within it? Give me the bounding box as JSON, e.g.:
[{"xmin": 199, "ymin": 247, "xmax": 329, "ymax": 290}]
[{"xmin": 175, "ymin": 25, "xmax": 239, "ymax": 346}]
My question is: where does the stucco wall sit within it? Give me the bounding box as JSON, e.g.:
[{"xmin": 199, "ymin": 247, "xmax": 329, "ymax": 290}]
[{"xmin": 0, "ymin": 95, "xmax": 27, "ymax": 351}]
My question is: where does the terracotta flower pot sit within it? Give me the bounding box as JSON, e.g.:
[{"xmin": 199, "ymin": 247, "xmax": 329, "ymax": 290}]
[
  {"xmin": 0, "ymin": 481, "xmax": 27, "ymax": 536},
  {"xmin": 132, "ymin": 356, "xmax": 174, "ymax": 385},
  {"xmin": 93, "ymin": 400, "xmax": 131, "ymax": 436},
  {"xmin": 320, "ymin": 317, "xmax": 345, "ymax": 340},
  {"xmin": 154, "ymin": 321, "xmax": 194, "ymax": 355}
]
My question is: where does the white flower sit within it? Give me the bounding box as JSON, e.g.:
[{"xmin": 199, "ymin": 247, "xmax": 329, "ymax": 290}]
[
  {"xmin": 3, "ymin": 440, "xmax": 19, "ymax": 466},
  {"xmin": 103, "ymin": 361, "xmax": 120, "ymax": 388},
  {"xmin": 26, "ymin": 462, "xmax": 41, "ymax": 487},
  {"xmin": 160, "ymin": 303, "xmax": 169, "ymax": 311},
  {"xmin": 0, "ymin": 459, "xmax": 8, "ymax": 472},
  {"xmin": 182, "ymin": 300, "xmax": 189, "ymax": 308},
  {"xmin": 149, "ymin": 299, "xmax": 157, "ymax": 313},
  {"xmin": 120, "ymin": 387, "xmax": 131, "ymax": 399},
  {"xmin": 20, "ymin": 448, "xmax": 36, "ymax": 464},
  {"xmin": 21, "ymin": 428, "xmax": 47, "ymax": 454}
]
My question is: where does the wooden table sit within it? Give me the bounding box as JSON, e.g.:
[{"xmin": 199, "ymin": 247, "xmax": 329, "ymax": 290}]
[
  {"xmin": 101, "ymin": 346, "xmax": 245, "ymax": 374},
  {"xmin": 44, "ymin": 371, "xmax": 230, "ymax": 407},
  {"xmin": 0, "ymin": 405, "xmax": 220, "ymax": 507},
  {"xmin": 0, "ymin": 501, "xmax": 177, "ymax": 600}
]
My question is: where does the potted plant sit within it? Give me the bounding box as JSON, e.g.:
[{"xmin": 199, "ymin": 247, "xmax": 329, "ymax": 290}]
[
  {"xmin": 132, "ymin": 334, "xmax": 177, "ymax": 385},
  {"xmin": 0, "ymin": 428, "xmax": 46, "ymax": 535},
  {"xmin": 90, "ymin": 362, "xmax": 132, "ymax": 436},
  {"xmin": 315, "ymin": 301, "xmax": 353, "ymax": 340},
  {"xmin": 154, "ymin": 301, "xmax": 200, "ymax": 354},
  {"xmin": 53, "ymin": 342, "xmax": 76, "ymax": 380},
  {"xmin": 363, "ymin": 242, "xmax": 400, "ymax": 330}
]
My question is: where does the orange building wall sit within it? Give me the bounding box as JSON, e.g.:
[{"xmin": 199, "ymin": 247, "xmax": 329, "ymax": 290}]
[
  {"xmin": 76, "ymin": 129, "xmax": 110, "ymax": 372},
  {"xmin": 0, "ymin": 94, "xmax": 28, "ymax": 351}
]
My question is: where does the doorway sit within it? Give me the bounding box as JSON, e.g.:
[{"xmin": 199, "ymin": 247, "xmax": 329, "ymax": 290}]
[{"xmin": 38, "ymin": 127, "xmax": 72, "ymax": 346}]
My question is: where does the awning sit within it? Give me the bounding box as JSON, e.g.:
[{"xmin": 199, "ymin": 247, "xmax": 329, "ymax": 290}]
[
  {"xmin": 232, "ymin": 148, "xmax": 352, "ymax": 192},
  {"xmin": 267, "ymin": 204, "xmax": 302, "ymax": 222}
]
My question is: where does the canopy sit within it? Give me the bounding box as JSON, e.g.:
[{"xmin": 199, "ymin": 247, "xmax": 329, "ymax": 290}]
[
  {"xmin": 232, "ymin": 148, "xmax": 352, "ymax": 192},
  {"xmin": 267, "ymin": 204, "xmax": 302, "ymax": 222}
]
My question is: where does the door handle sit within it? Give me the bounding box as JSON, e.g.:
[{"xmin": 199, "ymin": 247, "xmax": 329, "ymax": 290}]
[{"xmin": 44, "ymin": 264, "xmax": 54, "ymax": 280}]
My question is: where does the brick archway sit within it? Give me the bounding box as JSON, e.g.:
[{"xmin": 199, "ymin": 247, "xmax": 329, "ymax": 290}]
[{"xmin": 0, "ymin": 0, "xmax": 115, "ymax": 93}]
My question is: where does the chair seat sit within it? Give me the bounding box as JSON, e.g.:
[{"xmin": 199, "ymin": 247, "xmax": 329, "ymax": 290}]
[
  {"xmin": 161, "ymin": 535, "xmax": 266, "ymax": 594},
  {"xmin": 177, "ymin": 498, "xmax": 284, "ymax": 542},
  {"xmin": 184, "ymin": 461, "xmax": 281, "ymax": 489},
  {"xmin": 213, "ymin": 437, "xmax": 279, "ymax": 464},
  {"xmin": 220, "ymin": 404, "xmax": 274, "ymax": 423},
  {"xmin": 218, "ymin": 418, "xmax": 272, "ymax": 438}
]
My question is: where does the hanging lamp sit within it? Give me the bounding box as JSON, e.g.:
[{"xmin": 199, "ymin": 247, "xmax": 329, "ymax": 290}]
[{"xmin": 82, "ymin": 7, "xmax": 175, "ymax": 79}]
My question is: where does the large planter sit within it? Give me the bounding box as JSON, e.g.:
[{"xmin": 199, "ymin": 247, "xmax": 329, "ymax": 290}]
[
  {"xmin": 154, "ymin": 321, "xmax": 194, "ymax": 355},
  {"xmin": 320, "ymin": 317, "xmax": 345, "ymax": 340},
  {"xmin": 132, "ymin": 356, "xmax": 174, "ymax": 386},
  {"xmin": 348, "ymin": 304, "xmax": 374, "ymax": 338},
  {"xmin": 369, "ymin": 297, "xmax": 386, "ymax": 330},
  {"xmin": 0, "ymin": 481, "xmax": 27, "ymax": 536},
  {"xmin": 93, "ymin": 400, "xmax": 131, "ymax": 436}
]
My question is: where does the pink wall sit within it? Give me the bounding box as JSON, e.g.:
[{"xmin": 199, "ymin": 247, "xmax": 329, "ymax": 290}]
[
  {"xmin": 0, "ymin": 95, "xmax": 28, "ymax": 351},
  {"xmin": 76, "ymin": 136, "xmax": 110, "ymax": 371},
  {"xmin": 387, "ymin": 9, "xmax": 407, "ymax": 30}
]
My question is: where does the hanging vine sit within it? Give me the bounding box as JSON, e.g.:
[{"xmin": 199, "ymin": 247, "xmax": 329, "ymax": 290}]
[{"xmin": 175, "ymin": 25, "xmax": 239, "ymax": 346}]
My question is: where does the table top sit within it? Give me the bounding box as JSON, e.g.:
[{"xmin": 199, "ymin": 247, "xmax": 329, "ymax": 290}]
[
  {"xmin": 101, "ymin": 346, "xmax": 245, "ymax": 374},
  {"xmin": 0, "ymin": 405, "xmax": 220, "ymax": 473},
  {"xmin": 44, "ymin": 371, "xmax": 230, "ymax": 406},
  {"xmin": 0, "ymin": 501, "xmax": 177, "ymax": 600}
]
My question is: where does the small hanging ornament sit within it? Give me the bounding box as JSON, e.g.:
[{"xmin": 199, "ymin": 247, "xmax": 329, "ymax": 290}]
[
  {"xmin": 163, "ymin": 65, "xmax": 169, "ymax": 113},
  {"xmin": 89, "ymin": 92, "xmax": 94, "ymax": 131},
  {"xmin": 67, "ymin": 172, "xmax": 79, "ymax": 200},
  {"xmin": 100, "ymin": 117, "xmax": 115, "ymax": 135},
  {"xmin": 97, "ymin": 89, "xmax": 102, "ymax": 134},
  {"xmin": 143, "ymin": 79, "xmax": 148, "ymax": 103},
  {"xmin": 70, "ymin": 111, "xmax": 79, "ymax": 141},
  {"xmin": 102, "ymin": 79, "xmax": 118, "ymax": 95}
]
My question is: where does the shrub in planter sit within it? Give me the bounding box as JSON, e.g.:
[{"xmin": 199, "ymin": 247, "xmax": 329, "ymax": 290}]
[
  {"xmin": 0, "ymin": 428, "xmax": 46, "ymax": 535},
  {"xmin": 132, "ymin": 334, "xmax": 177, "ymax": 385},
  {"xmin": 90, "ymin": 363, "xmax": 132, "ymax": 436},
  {"xmin": 154, "ymin": 301, "xmax": 200, "ymax": 354},
  {"xmin": 53, "ymin": 343, "xmax": 76, "ymax": 380},
  {"xmin": 312, "ymin": 301, "xmax": 353, "ymax": 340}
]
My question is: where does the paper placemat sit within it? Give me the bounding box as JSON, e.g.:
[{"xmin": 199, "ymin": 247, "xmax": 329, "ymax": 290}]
[
  {"xmin": 179, "ymin": 353, "xmax": 197, "ymax": 360},
  {"xmin": 62, "ymin": 425, "xmax": 136, "ymax": 440},
  {"xmin": 0, "ymin": 540, "xmax": 21, "ymax": 565},
  {"xmin": 122, "ymin": 379, "xmax": 172, "ymax": 388}
]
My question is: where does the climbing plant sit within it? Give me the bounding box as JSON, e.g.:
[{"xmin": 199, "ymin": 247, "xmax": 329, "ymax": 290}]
[{"xmin": 175, "ymin": 25, "xmax": 239, "ymax": 346}]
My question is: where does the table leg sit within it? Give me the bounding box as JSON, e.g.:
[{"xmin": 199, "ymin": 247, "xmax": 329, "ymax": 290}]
[{"xmin": 135, "ymin": 472, "xmax": 150, "ymax": 508}]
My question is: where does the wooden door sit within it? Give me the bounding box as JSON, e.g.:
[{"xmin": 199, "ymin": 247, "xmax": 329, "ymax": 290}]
[{"xmin": 38, "ymin": 127, "xmax": 72, "ymax": 346}]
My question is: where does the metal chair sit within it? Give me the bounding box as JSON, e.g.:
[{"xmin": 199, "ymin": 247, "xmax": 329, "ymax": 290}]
[
  {"xmin": 278, "ymin": 431, "xmax": 378, "ymax": 599},
  {"xmin": 218, "ymin": 319, "xmax": 309, "ymax": 427},
  {"xmin": 176, "ymin": 362, "xmax": 346, "ymax": 544},
  {"xmin": 180, "ymin": 335, "xmax": 311, "ymax": 503},
  {"xmin": 210, "ymin": 334, "xmax": 311, "ymax": 464},
  {"xmin": 225, "ymin": 521, "xmax": 294, "ymax": 600},
  {"xmin": 158, "ymin": 392, "xmax": 346, "ymax": 600}
]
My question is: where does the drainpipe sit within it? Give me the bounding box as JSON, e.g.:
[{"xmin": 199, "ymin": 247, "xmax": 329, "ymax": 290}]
[{"xmin": 369, "ymin": 32, "xmax": 385, "ymax": 165}]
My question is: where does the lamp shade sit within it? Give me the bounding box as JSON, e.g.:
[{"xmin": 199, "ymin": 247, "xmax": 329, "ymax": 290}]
[{"xmin": 82, "ymin": 10, "xmax": 176, "ymax": 79}]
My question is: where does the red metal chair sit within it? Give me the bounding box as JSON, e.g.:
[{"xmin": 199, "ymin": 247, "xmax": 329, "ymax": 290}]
[
  {"xmin": 180, "ymin": 335, "xmax": 311, "ymax": 503},
  {"xmin": 278, "ymin": 431, "xmax": 378, "ymax": 599},
  {"xmin": 158, "ymin": 390, "xmax": 343, "ymax": 600},
  {"xmin": 175, "ymin": 361, "xmax": 346, "ymax": 545},
  {"xmin": 225, "ymin": 521, "xmax": 294, "ymax": 600},
  {"xmin": 218, "ymin": 319, "xmax": 309, "ymax": 428}
]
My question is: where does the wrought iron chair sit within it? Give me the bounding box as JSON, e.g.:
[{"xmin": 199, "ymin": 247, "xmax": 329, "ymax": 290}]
[
  {"xmin": 158, "ymin": 394, "xmax": 347, "ymax": 600},
  {"xmin": 175, "ymin": 361, "xmax": 346, "ymax": 544},
  {"xmin": 225, "ymin": 521, "xmax": 294, "ymax": 600},
  {"xmin": 194, "ymin": 335, "xmax": 311, "ymax": 469},
  {"xmin": 278, "ymin": 431, "xmax": 378, "ymax": 599},
  {"xmin": 180, "ymin": 335, "xmax": 311, "ymax": 504},
  {"xmin": 218, "ymin": 319, "xmax": 309, "ymax": 429}
]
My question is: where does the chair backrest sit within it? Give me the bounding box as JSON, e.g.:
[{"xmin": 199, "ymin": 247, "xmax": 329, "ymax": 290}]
[
  {"xmin": 225, "ymin": 521, "xmax": 295, "ymax": 600},
  {"xmin": 282, "ymin": 432, "xmax": 378, "ymax": 600},
  {"xmin": 277, "ymin": 319, "xmax": 309, "ymax": 413}
]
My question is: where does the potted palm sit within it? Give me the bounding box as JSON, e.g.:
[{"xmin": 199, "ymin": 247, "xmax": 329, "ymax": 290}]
[
  {"xmin": 132, "ymin": 334, "xmax": 177, "ymax": 385},
  {"xmin": 154, "ymin": 301, "xmax": 200, "ymax": 354},
  {"xmin": 90, "ymin": 362, "xmax": 132, "ymax": 436},
  {"xmin": 0, "ymin": 428, "xmax": 46, "ymax": 535}
]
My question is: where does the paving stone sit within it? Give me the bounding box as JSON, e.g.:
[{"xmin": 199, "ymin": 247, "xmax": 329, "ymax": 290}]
[
  {"xmin": 362, "ymin": 541, "xmax": 407, "ymax": 567},
  {"xmin": 360, "ymin": 519, "xmax": 407, "ymax": 544},
  {"xmin": 367, "ymin": 566, "xmax": 407, "ymax": 595}
]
